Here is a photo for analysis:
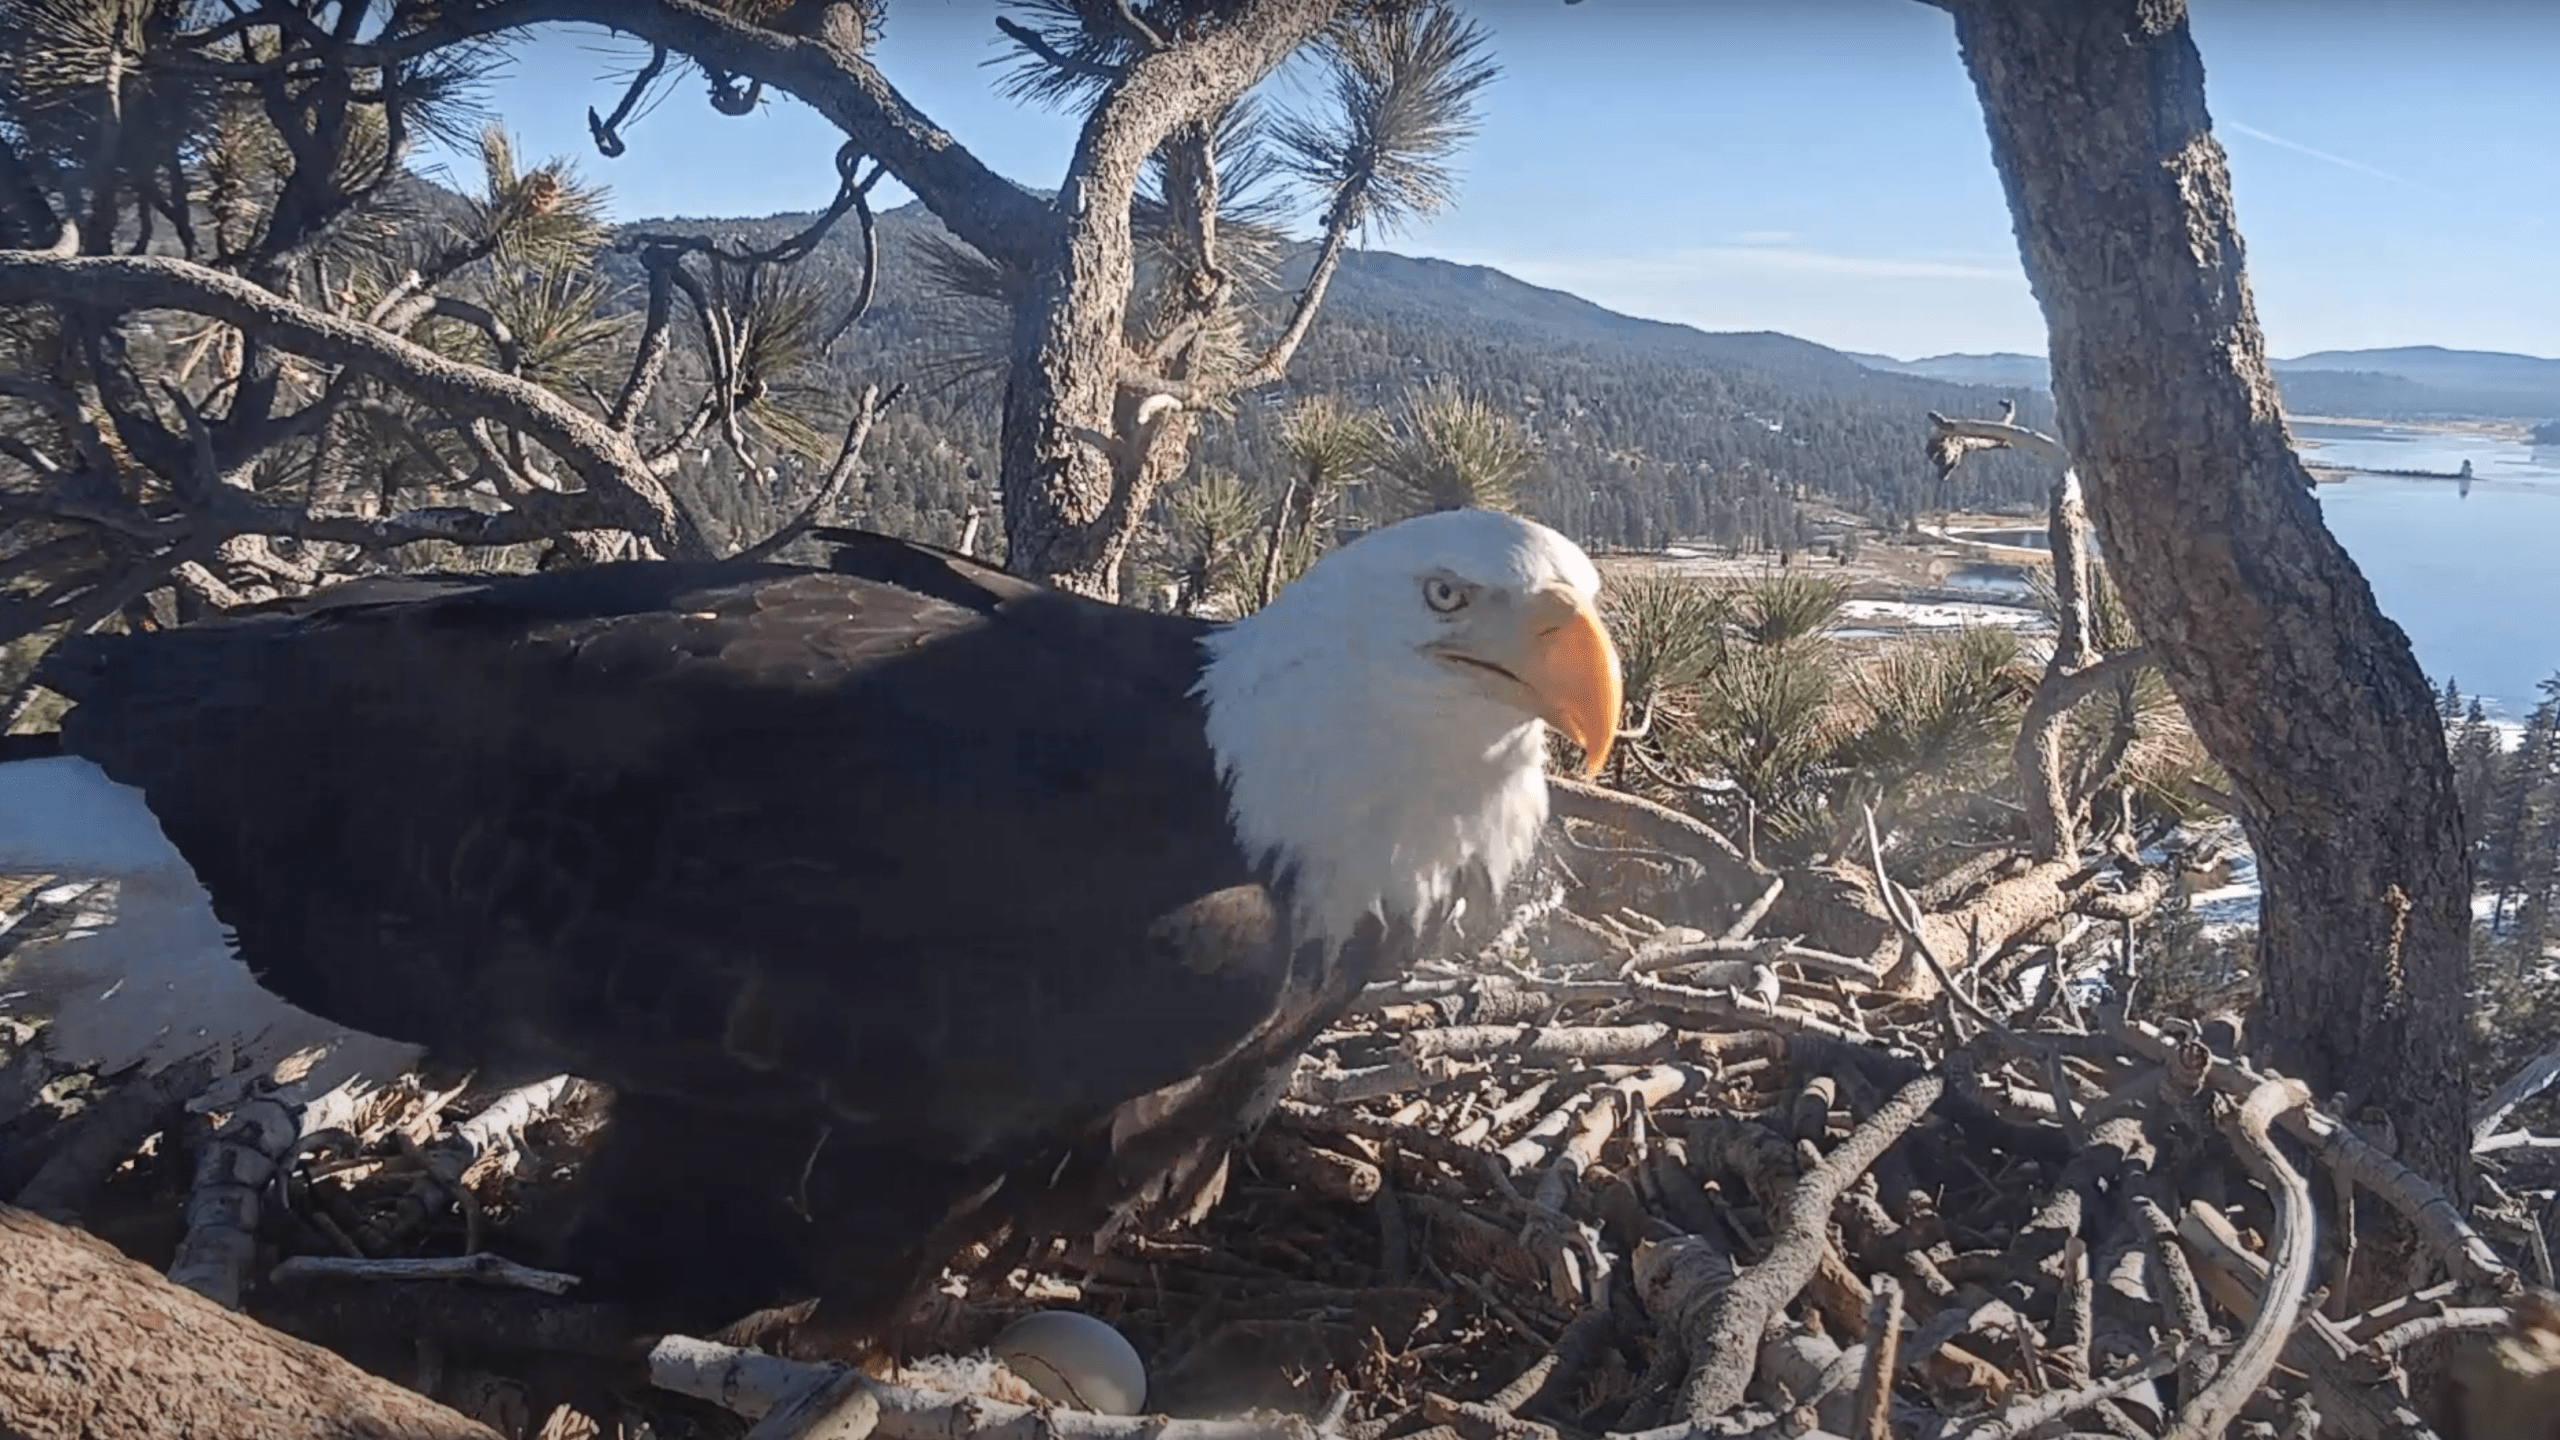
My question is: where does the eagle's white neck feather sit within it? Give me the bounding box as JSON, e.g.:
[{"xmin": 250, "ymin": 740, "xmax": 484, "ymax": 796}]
[{"xmin": 1192, "ymin": 519, "xmax": 1587, "ymax": 950}]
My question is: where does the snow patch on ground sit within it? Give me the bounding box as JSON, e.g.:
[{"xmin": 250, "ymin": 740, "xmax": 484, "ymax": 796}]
[
  {"xmin": 2185, "ymin": 847, "xmax": 2264, "ymax": 941},
  {"xmin": 2140, "ymin": 822, "xmax": 2262, "ymax": 943},
  {"xmin": 1834, "ymin": 598, "xmax": 2052, "ymax": 634}
]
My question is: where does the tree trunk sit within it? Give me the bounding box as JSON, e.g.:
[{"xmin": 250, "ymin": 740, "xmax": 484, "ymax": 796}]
[
  {"xmin": 1937, "ymin": 0, "xmax": 2474, "ymax": 1194},
  {"xmin": 0, "ymin": 1204, "xmax": 502, "ymax": 1440},
  {"xmin": 998, "ymin": 0, "xmax": 1341, "ymax": 599}
]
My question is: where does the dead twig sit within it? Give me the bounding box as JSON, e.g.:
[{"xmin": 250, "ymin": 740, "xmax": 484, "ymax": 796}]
[
  {"xmin": 1680, "ymin": 1071, "xmax": 1945, "ymax": 1418},
  {"xmin": 1849, "ymin": 1273, "xmax": 1901, "ymax": 1440},
  {"xmin": 270, "ymin": 1253, "xmax": 584, "ymax": 1295},
  {"xmin": 2165, "ymin": 1078, "xmax": 2315, "ymax": 1440},
  {"xmin": 1951, "ymin": 1349, "xmax": 2188, "ymax": 1440},
  {"xmin": 166, "ymin": 1089, "xmax": 303, "ymax": 1308}
]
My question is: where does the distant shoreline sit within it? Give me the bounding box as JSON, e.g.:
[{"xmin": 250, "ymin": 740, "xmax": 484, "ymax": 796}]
[
  {"xmin": 2284, "ymin": 411, "xmax": 2544, "ymax": 485},
  {"xmin": 2286, "ymin": 412, "xmax": 2535, "ymax": 441}
]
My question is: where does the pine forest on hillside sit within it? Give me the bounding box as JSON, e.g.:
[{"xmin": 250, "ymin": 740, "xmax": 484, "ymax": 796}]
[{"xmin": 585, "ymin": 194, "xmax": 2065, "ymax": 576}]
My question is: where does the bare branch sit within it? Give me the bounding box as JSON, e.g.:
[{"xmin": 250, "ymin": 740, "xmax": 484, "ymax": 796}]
[
  {"xmin": 1678, "ymin": 1071, "xmax": 1945, "ymax": 1417},
  {"xmin": 419, "ymin": 0, "xmax": 1057, "ymax": 270},
  {"xmin": 1239, "ymin": 216, "xmax": 1353, "ymax": 389},
  {"xmin": 585, "ymin": 44, "xmax": 672, "ymax": 158},
  {"xmin": 2163, "ymin": 1078, "xmax": 2316, "ymax": 1440},
  {"xmin": 612, "ymin": 247, "xmax": 685, "ymax": 434},
  {"xmin": 419, "ymin": 295, "xmax": 521, "ymax": 376},
  {"xmin": 2114, "ymin": 1018, "xmax": 2515, "ymax": 1290},
  {"xmin": 1924, "ymin": 410, "xmax": 2069, "ymax": 470},
  {"xmin": 732, "ymin": 382, "xmax": 900, "ymax": 563},
  {"xmin": 1952, "ymin": 1350, "xmax": 2189, "ymax": 1440},
  {"xmin": 2475, "ymin": 1039, "xmax": 2560, "ymax": 1152},
  {"xmin": 0, "ymin": 252, "xmax": 701, "ymax": 556}
]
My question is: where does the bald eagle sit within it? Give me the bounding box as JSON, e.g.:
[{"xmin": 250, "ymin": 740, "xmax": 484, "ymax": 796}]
[{"xmin": 15, "ymin": 508, "xmax": 1621, "ymax": 1340}]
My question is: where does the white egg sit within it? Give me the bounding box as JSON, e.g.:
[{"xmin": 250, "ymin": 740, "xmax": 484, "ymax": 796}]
[{"xmin": 991, "ymin": 1310, "xmax": 1149, "ymax": 1416}]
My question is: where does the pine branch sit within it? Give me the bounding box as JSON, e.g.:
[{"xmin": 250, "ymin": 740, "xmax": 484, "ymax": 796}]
[{"xmin": 0, "ymin": 252, "xmax": 703, "ymax": 556}]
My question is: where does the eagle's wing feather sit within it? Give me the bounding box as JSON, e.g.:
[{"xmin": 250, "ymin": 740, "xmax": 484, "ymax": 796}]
[{"xmin": 42, "ymin": 548, "xmax": 1290, "ymax": 1166}]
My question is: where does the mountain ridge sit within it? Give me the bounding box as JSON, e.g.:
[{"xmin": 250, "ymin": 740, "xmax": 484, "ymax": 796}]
[
  {"xmin": 617, "ymin": 196, "xmax": 2552, "ymax": 421},
  {"xmin": 1850, "ymin": 345, "xmax": 2560, "ymax": 421},
  {"xmin": 586, "ymin": 195, "xmax": 2542, "ymax": 556}
]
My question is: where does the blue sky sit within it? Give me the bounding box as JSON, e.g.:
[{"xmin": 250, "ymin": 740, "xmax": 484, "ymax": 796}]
[{"xmin": 414, "ymin": 1, "xmax": 2560, "ymax": 362}]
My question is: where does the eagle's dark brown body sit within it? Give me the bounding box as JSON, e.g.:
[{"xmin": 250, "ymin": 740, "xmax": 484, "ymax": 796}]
[{"xmin": 33, "ymin": 532, "xmax": 1422, "ymax": 1337}]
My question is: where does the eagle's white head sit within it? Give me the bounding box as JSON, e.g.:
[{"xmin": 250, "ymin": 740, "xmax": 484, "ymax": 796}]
[{"xmin": 1195, "ymin": 509, "xmax": 1622, "ymax": 949}]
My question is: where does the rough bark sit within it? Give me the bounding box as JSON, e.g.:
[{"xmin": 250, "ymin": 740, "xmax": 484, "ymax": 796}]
[
  {"xmin": 0, "ymin": 1203, "xmax": 502, "ymax": 1440},
  {"xmin": 1935, "ymin": 0, "xmax": 2475, "ymax": 1195},
  {"xmin": 997, "ymin": 0, "xmax": 1343, "ymax": 597}
]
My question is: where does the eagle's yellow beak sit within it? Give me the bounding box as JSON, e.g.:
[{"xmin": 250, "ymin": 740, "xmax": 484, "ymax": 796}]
[
  {"xmin": 1426, "ymin": 583, "xmax": 1626, "ymax": 777},
  {"xmin": 1518, "ymin": 586, "xmax": 1624, "ymax": 777}
]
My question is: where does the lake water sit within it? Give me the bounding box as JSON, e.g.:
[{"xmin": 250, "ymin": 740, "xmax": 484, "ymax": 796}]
[
  {"xmin": 1927, "ymin": 421, "xmax": 2560, "ymax": 717},
  {"xmin": 2299, "ymin": 421, "xmax": 2560, "ymax": 719}
]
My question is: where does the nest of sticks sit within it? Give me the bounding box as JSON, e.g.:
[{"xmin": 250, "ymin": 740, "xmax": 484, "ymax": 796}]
[{"xmin": 6, "ymin": 811, "xmax": 2560, "ymax": 1440}]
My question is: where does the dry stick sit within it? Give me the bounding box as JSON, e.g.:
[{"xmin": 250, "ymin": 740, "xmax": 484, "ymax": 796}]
[
  {"xmin": 2051, "ymin": 1236, "xmax": 2095, "ymax": 1380},
  {"xmin": 2473, "ymin": 1133, "xmax": 2560, "ymax": 1154},
  {"xmin": 1355, "ymin": 973, "xmax": 1569, "ymax": 1022},
  {"xmin": 1625, "ymin": 939, "xmax": 1877, "ymax": 985},
  {"xmin": 1723, "ymin": 875, "xmax": 1787, "ymax": 942},
  {"xmin": 2127, "ymin": 1186, "xmax": 2222, "ymax": 1401},
  {"xmin": 1398, "ymin": 1193, "xmax": 1547, "ymax": 1288},
  {"xmin": 732, "ymin": 381, "xmax": 899, "ymax": 563},
  {"xmin": 1628, "ymin": 977, "xmax": 1912, "ymax": 1059},
  {"xmin": 2174, "ymin": 1203, "xmax": 2431, "ymax": 1440},
  {"xmin": 1950, "ymin": 1350, "xmax": 2188, "ymax": 1440},
  {"xmin": 1500, "ymin": 1087, "xmax": 1609, "ymax": 1177},
  {"xmin": 269, "ymin": 1253, "xmax": 583, "ymax": 1295},
  {"xmin": 1407, "ymin": 1024, "xmax": 1678, "ymax": 1065},
  {"xmin": 1419, "ymin": 1392, "xmax": 1559, "ymax": 1440},
  {"xmin": 2473, "ymin": 1036, "xmax": 2560, "ymax": 1152},
  {"xmin": 2165, "ymin": 1078, "xmax": 2317, "ymax": 1440},
  {"xmin": 1488, "ymin": 1304, "xmax": 1617, "ymax": 1417},
  {"xmin": 1547, "ymin": 776, "xmax": 1756, "ymax": 870},
  {"xmin": 2340, "ymin": 1281, "xmax": 2466, "ymax": 1343},
  {"xmin": 1849, "ymin": 1274, "xmax": 1902, "ymax": 1440},
  {"xmin": 1523, "ymin": 1067, "xmax": 1706, "ymax": 1306},
  {"xmin": 1862, "ymin": 804, "xmax": 2009, "ymax": 1039},
  {"xmin": 451, "ymin": 1074, "xmax": 582, "ymax": 1159},
  {"xmin": 1536, "ymin": 1066, "xmax": 1710, "ymax": 1214},
  {"xmin": 1680, "ymin": 1072, "xmax": 1946, "ymax": 1420},
  {"xmin": 166, "ymin": 1089, "xmax": 302, "ymax": 1308},
  {"xmin": 1288, "ymin": 1053, "xmax": 1476, "ymax": 1107},
  {"xmin": 746, "ymin": 1366, "xmax": 881, "ymax": 1440},
  {"xmin": 2114, "ymin": 1020, "xmax": 2515, "ymax": 1289},
  {"xmin": 1277, "ymin": 1099, "xmax": 1495, "ymax": 1178},
  {"xmin": 1256, "ymin": 1129, "xmax": 1382, "ymax": 1205},
  {"xmin": 2367, "ymin": 1306, "xmax": 2513, "ymax": 1355}
]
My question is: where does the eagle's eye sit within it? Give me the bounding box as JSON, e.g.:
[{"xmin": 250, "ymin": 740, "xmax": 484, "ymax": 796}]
[{"xmin": 1423, "ymin": 577, "xmax": 1468, "ymax": 614}]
